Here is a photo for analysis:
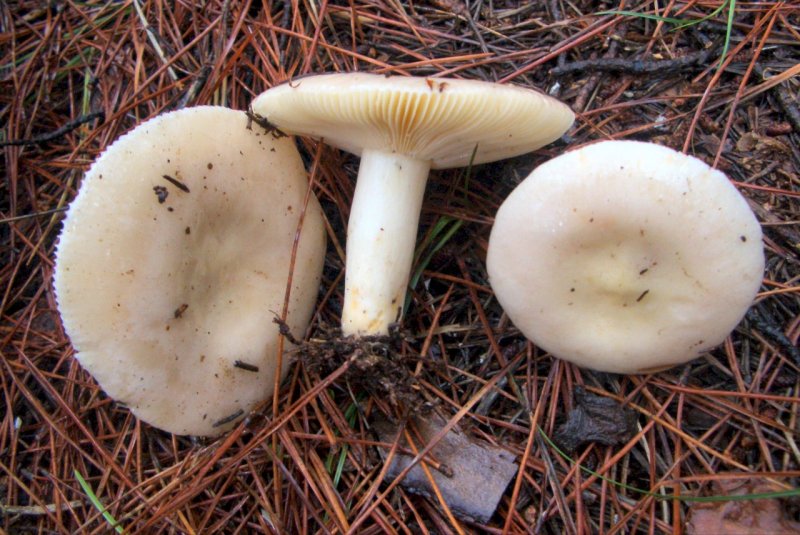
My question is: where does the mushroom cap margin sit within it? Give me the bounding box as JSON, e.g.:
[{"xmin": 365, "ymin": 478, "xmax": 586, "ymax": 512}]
[{"xmin": 251, "ymin": 73, "xmax": 575, "ymax": 169}]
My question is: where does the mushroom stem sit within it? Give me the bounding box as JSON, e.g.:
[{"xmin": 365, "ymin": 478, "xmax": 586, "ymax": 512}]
[{"xmin": 342, "ymin": 149, "xmax": 431, "ymax": 335}]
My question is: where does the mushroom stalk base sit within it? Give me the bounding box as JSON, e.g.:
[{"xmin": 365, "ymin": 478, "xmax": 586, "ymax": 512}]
[{"xmin": 342, "ymin": 150, "xmax": 431, "ymax": 335}]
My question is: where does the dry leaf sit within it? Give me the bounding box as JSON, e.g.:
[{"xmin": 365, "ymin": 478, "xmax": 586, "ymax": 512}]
[
  {"xmin": 686, "ymin": 479, "xmax": 800, "ymax": 535},
  {"xmin": 553, "ymin": 386, "xmax": 637, "ymax": 452}
]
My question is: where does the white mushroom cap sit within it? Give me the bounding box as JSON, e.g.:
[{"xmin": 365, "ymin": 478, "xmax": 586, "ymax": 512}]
[
  {"xmin": 54, "ymin": 106, "xmax": 326, "ymax": 435},
  {"xmin": 487, "ymin": 140, "xmax": 764, "ymax": 374},
  {"xmin": 251, "ymin": 73, "xmax": 574, "ymax": 335},
  {"xmin": 251, "ymin": 72, "xmax": 575, "ymax": 169}
]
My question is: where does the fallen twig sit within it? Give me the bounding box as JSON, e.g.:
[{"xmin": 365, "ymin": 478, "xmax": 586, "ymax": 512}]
[
  {"xmin": 1, "ymin": 112, "xmax": 104, "ymax": 147},
  {"xmin": 551, "ymin": 45, "xmax": 717, "ymax": 75}
]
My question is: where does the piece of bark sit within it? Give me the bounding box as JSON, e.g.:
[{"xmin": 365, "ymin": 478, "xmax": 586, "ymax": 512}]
[{"xmin": 374, "ymin": 413, "xmax": 518, "ymax": 523}]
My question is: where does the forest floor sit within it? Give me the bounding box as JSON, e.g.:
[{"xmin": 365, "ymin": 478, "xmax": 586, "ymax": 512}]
[{"xmin": 1, "ymin": 1, "xmax": 799, "ymax": 533}]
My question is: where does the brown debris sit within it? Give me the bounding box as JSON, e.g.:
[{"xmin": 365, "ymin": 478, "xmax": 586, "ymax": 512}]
[
  {"xmin": 161, "ymin": 174, "xmax": 190, "ymax": 193},
  {"xmin": 374, "ymin": 413, "xmax": 518, "ymax": 523},
  {"xmin": 153, "ymin": 185, "xmax": 169, "ymax": 204},
  {"xmin": 287, "ymin": 320, "xmax": 431, "ymax": 410},
  {"xmin": 551, "ymin": 45, "xmax": 718, "ymax": 76},
  {"xmin": 553, "ymin": 386, "xmax": 638, "ymax": 452},
  {"xmin": 686, "ymin": 479, "xmax": 800, "ymax": 535}
]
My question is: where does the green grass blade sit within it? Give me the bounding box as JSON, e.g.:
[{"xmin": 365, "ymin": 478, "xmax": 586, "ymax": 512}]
[
  {"xmin": 325, "ymin": 399, "xmax": 361, "ymax": 490},
  {"xmin": 718, "ymin": 0, "xmax": 736, "ymax": 70},
  {"xmin": 598, "ymin": 1, "xmax": 736, "ymax": 72},
  {"xmin": 74, "ymin": 469, "xmax": 125, "ymax": 534},
  {"xmin": 597, "ymin": 10, "xmax": 688, "ymax": 26},
  {"xmin": 332, "ymin": 446, "xmax": 349, "ymax": 488},
  {"xmin": 406, "ymin": 217, "xmax": 464, "ymax": 313},
  {"xmin": 598, "ymin": 3, "xmax": 726, "ymax": 29}
]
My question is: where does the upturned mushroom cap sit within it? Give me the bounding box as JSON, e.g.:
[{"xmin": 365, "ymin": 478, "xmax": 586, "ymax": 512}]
[
  {"xmin": 54, "ymin": 106, "xmax": 326, "ymax": 435},
  {"xmin": 487, "ymin": 140, "xmax": 764, "ymax": 374},
  {"xmin": 251, "ymin": 72, "xmax": 574, "ymax": 336},
  {"xmin": 250, "ymin": 72, "xmax": 574, "ymax": 169}
]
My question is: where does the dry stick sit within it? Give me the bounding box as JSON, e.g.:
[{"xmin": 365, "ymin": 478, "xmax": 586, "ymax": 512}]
[
  {"xmin": 297, "ymin": 373, "xmax": 338, "ymax": 449},
  {"xmin": 567, "ymin": 417, "xmax": 724, "ymax": 529},
  {"xmin": 328, "ymin": 3, "xmax": 475, "ymax": 46},
  {"xmin": 665, "ymin": 470, "xmax": 800, "ymax": 485},
  {"xmin": 377, "ymin": 47, "xmax": 491, "ymax": 73},
  {"xmin": 679, "ymin": 380, "xmax": 796, "ymax": 436},
  {"xmin": 401, "ymin": 426, "xmax": 465, "ymax": 535},
  {"xmin": 132, "ymin": 0, "xmax": 178, "ymax": 82},
  {"xmin": 252, "ymin": 23, "xmax": 389, "ymax": 70},
  {"xmin": 499, "ymin": 16, "xmax": 619, "ymax": 83},
  {"xmin": 604, "ymin": 413, "xmax": 683, "ymax": 535},
  {"xmin": 271, "ymin": 140, "xmax": 326, "ymax": 523},
  {"xmin": 725, "ymin": 336, "xmax": 777, "ymax": 474},
  {"xmin": 387, "ymin": 0, "xmax": 434, "ymax": 53},
  {"xmin": 194, "ymin": 463, "xmax": 239, "ymax": 532},
  {"xmin": 0, "ymin": 112, "xmax": 105, "ymax": 147},
  {"xmin": 546, "ymin": 0, "xmax": 569, "ymax": 70},
  {"xmin": 755, "ymin": 63, "xmax": 800, "ymax": 133},
  {"xmin": 572, "ymin": 22, "xmax": 625, "ymax": 113},
  {"xmin": 551, "ymin": 45, "xmax": 717, "ymax": 76},
  {"xmin": 458, "ymin": 264, "xmax": 503, "ymax": 365},
  {"xmin": 0, "ymin": 500, "xmax": 84, "ymax": 516},
  {"xmin": 655, "ymin": 381, "xmax": 800, "ymax": 404},
  {"xmin": 348, "ymin": 415, "xmax": 411, "ymax": 529},
  {"xmin": 455, "ymin": 2, "xmax": 490, "ymax": 55},
  {"xmin": 712, "ymin": 7, "xmax": 779, "ymax": 168},
  {"xmin": 215, "ymin": 0, "xmax": 254, "ymax": 103},
  {"xmin": 0, "ymin": 207, "xmax": 68, "ymax": 225},
  {"xmin": 141, "ymin": 372, "xmax": 337, "ymax": 526},
  {"xmin": 259, "ymin": 442, "xmax": 333, "ymax": 534},
  {"xmin": 23, "ymin": 169, "xmax": 83, "ymax": 268},
  {"xmin": 637, "ymin": 429, "xmax": 660, "ymax": 535},
  {"xmin": 398, "ymin": 493, "xmax": 429, "ymax": 535},
  {"xmin": 536, "ymin": 430, "xmax": 579, "ymax": 535},
  {"xmin": 174, "ymin": 65, "xmax": 212, "ymax": 109},
  {"xmin": 682, "ymin": 10, "xmax": 776, "ymax": 153},
  {"xmin": 300, "ymin": 0, "xmax": 329, "ymax": 73},
  {"xmin": 659, "ymin": 411, "xmax": 792, "ymax": 504},
  {"xmin": 502, "ymin": 365, "xmax": 554, "ymax": 534},
  {"xmin": 671, "ymin": 365, "xmax": 692, "ymax": 534},
  {"xmin": 455, "ymin": 257, "xmax": 528, "ymax": 407},
  {"xmin": 240, "ymin": 456, "xmax": 281, "ymax": 533},
  {"xmin": 415, "ymin": 283, "xmax": 455, "ymax": 377},
  {"xmin": 749, "ymin": 305, "xmax": 800, "ymax": 367},
  {"xmin": 630, "ymin": 397, "xmax": 754, "ymax": 474},
  {"xmin": 117, "ymin": 20, "xmax": 220, "ymax": 107},
  {"xmin": 277, "ymin": 426, "xmax": 351, "ymax": 532}
]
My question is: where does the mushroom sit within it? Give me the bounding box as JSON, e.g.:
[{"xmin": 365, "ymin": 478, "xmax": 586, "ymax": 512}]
[
  {"xmin": 251, "ymin": 73, "xmax": 574, "ymax": 335},
  {"xmin": 486, "ymin": 140, "xmax": 764, "ymax": 374},
  {"xmin": 54, "ymin": 106, "xmax": 326, "ymax": 436}
]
